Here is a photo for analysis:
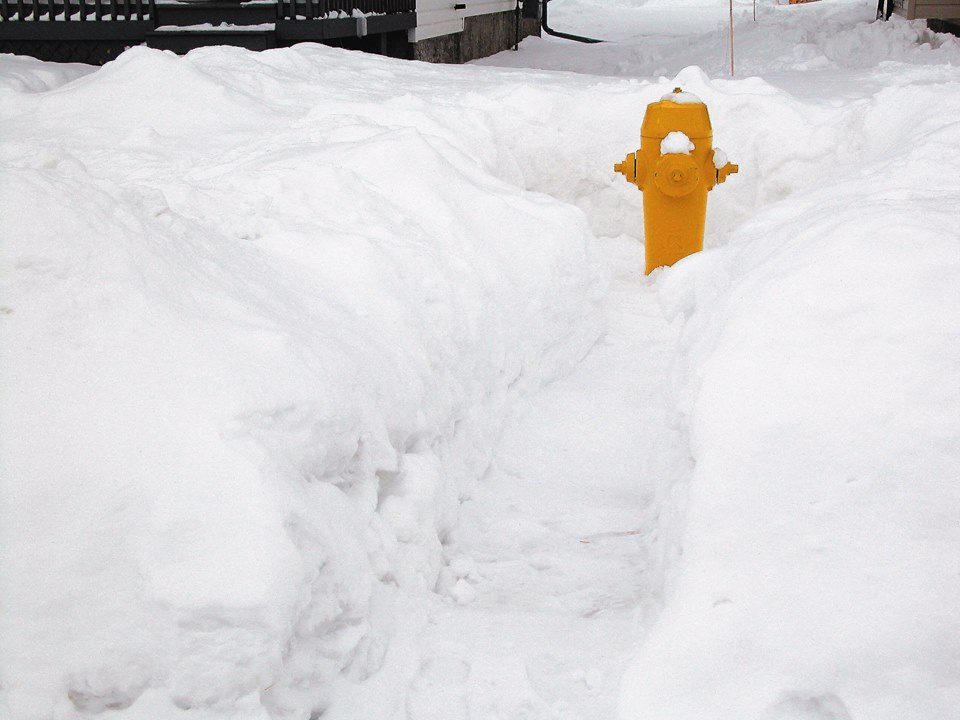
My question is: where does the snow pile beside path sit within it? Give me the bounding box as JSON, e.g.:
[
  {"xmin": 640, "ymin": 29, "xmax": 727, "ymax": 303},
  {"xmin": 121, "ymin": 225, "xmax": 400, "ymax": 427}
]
[
  {"xmin": 0, "ymin": 47, "xmax": 604, "ymax": 720},
  {"xmin": 726, "ymin": 4, "xmax": 960, "ymax": 74},
  {"xmin": 621, "ymin": 73, "xmax": 960, "ymax": 720},
  {"xmin": 0, "ymin": 54, "xmax": 93, "ymax": 93},
  {"xmin": 486, "ymin": 0, "xmax": 960, "ymax": 80}
]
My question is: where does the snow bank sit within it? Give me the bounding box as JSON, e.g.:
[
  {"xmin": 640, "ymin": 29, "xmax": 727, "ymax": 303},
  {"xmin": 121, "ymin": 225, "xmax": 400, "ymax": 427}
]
[
  {"xmin": 483, "ymin": 1, "xmax": 960, "ymax": 80},
  {"xmin": 0, "ymin": 46, "xmax": 605, "ymax": 720},
  {"xmin": 0, "ymin": 53, "xmax": 93, "ymax": 93},
  {"xmin": 4, "ymin": 1, "xmax": 959, "ymax": 717},
  {"xmin": 621, "ymin": 51, "xmax": 960, "ymax": 720}
]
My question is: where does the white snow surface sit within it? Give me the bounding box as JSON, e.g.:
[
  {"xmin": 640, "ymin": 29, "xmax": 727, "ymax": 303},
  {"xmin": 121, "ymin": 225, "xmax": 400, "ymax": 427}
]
[
  {"xmin": 712, "ymin": 146, "xmax": 729, "ymax": 169},
  {"xmin": 3, "ymin": 1, "xmax": 960, "ymax": 719},
  {"xmin": 0, "ymin": 45, "xmax": 608, "ymax": 720},
  {"xmin": 660, "ymin": 131, "xmax": 695, "ymax": 155},
  {"xmin": 660, "ymin": 89, "xmax": 703, "ymax": 104}
]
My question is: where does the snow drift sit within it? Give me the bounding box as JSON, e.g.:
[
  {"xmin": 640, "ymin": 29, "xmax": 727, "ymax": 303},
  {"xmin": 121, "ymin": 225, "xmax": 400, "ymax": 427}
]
[
  {"xmin": 3, "ymin": 1, "xmax": 960, "ymax": 719},
  {"xmin": 0, "ymin": 45, "xmax": 605, "ymax": 720},
  {"xmin": 621, "ymin": 38, "xmax": 960, "ymax": 720},
  {"xmin": 484, "ymin": 0, "xmax": 960, "ymax": 79}
]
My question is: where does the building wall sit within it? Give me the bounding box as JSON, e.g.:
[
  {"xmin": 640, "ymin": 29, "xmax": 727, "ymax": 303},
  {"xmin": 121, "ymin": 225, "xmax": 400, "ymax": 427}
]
[
  {"xmin": 894, "ymin": 0, "xmax": 960, "ymax": 20},
  {"xmin": 411, "ymin": 0, "xmax": 515, "ymax": 42},
  {"xmin": 411, "ymin": 9, "xmax": 539, "ymax": 63}
]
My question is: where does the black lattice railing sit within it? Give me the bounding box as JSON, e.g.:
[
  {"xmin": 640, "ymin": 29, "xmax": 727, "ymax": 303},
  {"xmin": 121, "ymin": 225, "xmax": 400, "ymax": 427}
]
[
  {"xmin": 0, "ymin": 0, "xmax": 417, "ymax": 61},
  {"xmin": 0, "ymin": 0, "xmax": 416, "ymax": 22},
  {"xmin": 278, "ymin": 0, "xmax": 414, "ymax": 21},
  {"xmin": 0, "ymin": 0, "xmax": 155, "ymax": 21}
]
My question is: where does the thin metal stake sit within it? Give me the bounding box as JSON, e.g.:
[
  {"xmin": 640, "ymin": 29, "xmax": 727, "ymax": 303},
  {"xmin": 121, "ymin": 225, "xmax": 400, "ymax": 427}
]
[{"xmin": 728, "ymin": 0, "xmax": 735, "ymax": 76}]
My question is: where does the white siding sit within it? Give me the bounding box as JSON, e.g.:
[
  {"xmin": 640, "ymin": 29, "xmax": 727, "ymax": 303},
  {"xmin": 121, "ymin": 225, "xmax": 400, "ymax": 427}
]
[{"xmin": 410, "ymin": 0, "xmax": 516, "ymax": 42}]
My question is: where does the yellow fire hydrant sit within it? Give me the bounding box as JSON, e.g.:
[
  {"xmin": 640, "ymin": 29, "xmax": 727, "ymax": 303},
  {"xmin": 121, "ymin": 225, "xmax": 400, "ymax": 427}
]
[{"xmin": 615, "ymin": 88, "xmax": 738, "ymax": 274}]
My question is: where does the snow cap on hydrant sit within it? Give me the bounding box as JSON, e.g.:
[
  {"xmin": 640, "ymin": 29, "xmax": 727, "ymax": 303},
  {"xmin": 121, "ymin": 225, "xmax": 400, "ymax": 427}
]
[{"xmin": 614, "ymin": 87, "xmax": 738, "ymax": 274}]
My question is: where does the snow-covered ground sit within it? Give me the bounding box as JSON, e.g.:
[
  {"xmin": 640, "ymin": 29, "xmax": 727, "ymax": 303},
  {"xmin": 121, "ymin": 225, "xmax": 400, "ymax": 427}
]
[{"xmin": 2, "ymin": 1, "xmax": 959, "ymax": 719}]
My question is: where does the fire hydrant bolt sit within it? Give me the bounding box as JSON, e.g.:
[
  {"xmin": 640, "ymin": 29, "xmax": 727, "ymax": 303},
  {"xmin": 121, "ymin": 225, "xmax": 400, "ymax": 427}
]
[{"xmin": 614, "ymin": 87, "xmax": 738, "ymax": 274}]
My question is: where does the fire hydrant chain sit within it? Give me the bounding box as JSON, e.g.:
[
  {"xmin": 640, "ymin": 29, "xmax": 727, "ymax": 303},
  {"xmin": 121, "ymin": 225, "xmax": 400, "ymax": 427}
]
[{"xmin": 615, "ymin": 87, "xmax": 738, "ymax": 274}]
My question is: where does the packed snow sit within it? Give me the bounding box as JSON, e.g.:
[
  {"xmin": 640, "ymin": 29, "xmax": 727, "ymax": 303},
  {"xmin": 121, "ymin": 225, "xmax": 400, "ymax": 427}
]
[
  {"xmin": 660, "ymin": 131, "xmax": 695, "ymax": 155},
  {"xmin": 2, "ymin": 1, "xmax": 959, "ymax": 720},
  {"xmin": 0, "ymin": 45, "xmax": 607, "ymax": 720},
  {"xmin": 660, "ymin": 89, "xmax": 703, "ymax": 104},
  {"xmin": 712, "ymin": 146, "xmax": 729, "ymax": 169}
]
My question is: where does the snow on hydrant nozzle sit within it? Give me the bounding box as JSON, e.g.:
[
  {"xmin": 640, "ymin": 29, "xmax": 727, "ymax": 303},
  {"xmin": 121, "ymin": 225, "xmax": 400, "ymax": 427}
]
[{"xmin": 614, "ymin": 87, "xmax": 738, "ymax": 274}]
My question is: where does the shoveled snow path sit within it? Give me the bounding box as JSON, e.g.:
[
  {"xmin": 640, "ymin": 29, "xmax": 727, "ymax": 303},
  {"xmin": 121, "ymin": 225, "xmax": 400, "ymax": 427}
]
[{"xmin": 404, "ymin": 237, "xmax": 684, "ymax": 720}]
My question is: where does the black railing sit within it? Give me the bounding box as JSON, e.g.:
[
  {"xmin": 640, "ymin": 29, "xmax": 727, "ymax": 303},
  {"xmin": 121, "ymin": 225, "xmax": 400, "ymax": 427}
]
[
  {"xmin": 0, "ymin": 0, "xmax": 154, "ymax": 20},
  {"xmin": 0, "ymin": 0, "xmax": 417, "ymax": 63},
  {"xmin": 0, "ymin": 0, "xmax": 415, "ymax": 22},
  {"xmin": 278, "ymin": 0, "xmax": 414, "ymax": 21}
]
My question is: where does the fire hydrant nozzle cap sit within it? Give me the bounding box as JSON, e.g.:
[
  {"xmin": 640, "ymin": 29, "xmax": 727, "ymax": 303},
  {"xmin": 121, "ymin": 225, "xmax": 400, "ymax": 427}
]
[{"xmin": 654, "ymin": 154, "xmax": 700, "ymax": 197}]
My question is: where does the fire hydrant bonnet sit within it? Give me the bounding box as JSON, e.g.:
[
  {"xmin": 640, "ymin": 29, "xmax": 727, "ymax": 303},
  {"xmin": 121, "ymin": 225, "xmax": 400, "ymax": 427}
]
[{"xmin": 642, "ymin": 92, "xmax": 713, "ymax": 141}]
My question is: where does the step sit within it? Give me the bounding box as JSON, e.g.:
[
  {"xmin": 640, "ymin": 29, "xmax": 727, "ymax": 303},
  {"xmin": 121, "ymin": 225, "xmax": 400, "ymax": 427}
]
[
  {"xmin": 146, "ymin": 22, "xmax": 275, "ymax": 51},
  {"xmin": 153, "ymin": 1, "xmax": 276, "ymax": 26}
]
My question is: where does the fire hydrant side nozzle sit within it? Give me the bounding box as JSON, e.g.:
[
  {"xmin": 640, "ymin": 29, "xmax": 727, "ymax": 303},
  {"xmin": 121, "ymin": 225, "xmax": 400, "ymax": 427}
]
[{"xmin": 614, "ymin": 87, "xmax": 738, "ymax": 274}]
